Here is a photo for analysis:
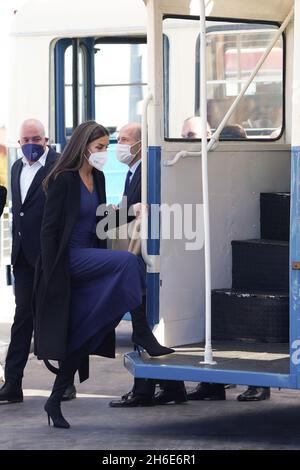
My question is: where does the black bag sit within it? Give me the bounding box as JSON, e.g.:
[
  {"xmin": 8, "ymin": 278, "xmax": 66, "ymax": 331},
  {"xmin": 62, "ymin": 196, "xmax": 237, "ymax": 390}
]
[{"xmin": 0, "ymin": 185, "xmax": 7, "ymax": 217}]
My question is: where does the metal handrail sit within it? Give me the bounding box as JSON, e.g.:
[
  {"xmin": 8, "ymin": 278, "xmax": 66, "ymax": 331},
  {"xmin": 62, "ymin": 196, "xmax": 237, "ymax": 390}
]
[
  {"xmin": 199, "ymin": 0, "xmax": 215, "ymax": 365},
  {"xmin": 141, "ymin": 92, "xmax": 160, "ymax": 272}
]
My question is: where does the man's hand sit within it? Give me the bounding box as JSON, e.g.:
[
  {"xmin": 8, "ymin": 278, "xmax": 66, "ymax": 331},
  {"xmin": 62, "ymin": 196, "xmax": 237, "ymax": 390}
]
[{"xmin": 132, "ymin": 203, "xmax": 148, "ymax": 219}]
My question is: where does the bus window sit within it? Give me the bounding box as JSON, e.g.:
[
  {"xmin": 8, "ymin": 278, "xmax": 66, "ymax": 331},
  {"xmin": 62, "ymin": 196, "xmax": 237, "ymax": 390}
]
[
  {"xmin": 94, "ymin": 41, "xmax": 147, "ymax": 135},
  {"xmin": 163, "ymin": 17, "xmax": 284, "ymax": 140},
  {"xmin": 93, "ymin": 40, "xmax": 147, "ymax": 205},
  {"xmin": 55, "ymin": 37, "xmax": 147, "ymax": 205}
]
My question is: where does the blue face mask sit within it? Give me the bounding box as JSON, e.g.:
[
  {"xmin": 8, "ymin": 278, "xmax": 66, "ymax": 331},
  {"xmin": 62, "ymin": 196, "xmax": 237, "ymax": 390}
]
[{"xmin": 21, "ymin": 143, "xmax": 45, "ymax": 162}]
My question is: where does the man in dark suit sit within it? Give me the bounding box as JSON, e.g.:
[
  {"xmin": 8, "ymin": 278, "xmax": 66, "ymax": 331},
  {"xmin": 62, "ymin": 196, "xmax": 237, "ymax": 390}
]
[
  {"xmin": 117, "ymin": 123, "xmax": 142, "ymax": 209},
  {"xmin": 0, "ymin": 185, "xmax": 7, "ymax": 218},
  {"xmin": 0, "ymin": 119, "xmax": 76, "ymax": 403},
  {"xmin": 109, "ymin": 123, "xmax": 186, "ymax": 407},
  {"xmin": 0, "ymin": 185, "xmax": 7, "ymax": 382}
]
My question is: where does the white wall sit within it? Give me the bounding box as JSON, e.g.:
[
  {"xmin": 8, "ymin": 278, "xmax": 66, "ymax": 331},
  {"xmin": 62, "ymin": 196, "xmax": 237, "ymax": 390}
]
[{"xmin": 157, "ymin": 143, "xmax": 291, "ymax": 346}]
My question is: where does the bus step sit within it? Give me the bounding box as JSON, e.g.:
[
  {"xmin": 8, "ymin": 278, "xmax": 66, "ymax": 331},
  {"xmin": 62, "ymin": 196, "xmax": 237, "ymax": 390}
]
[
  {"xmin": 212, "ymin": 288, "xmax": 289, "ymax": 343},
  {"xmin": 232, "ymin": 239, "xmax": 289, "ymax": 292},
  {"xmin": 260, "ymin": 192, "xmax": 290, "ymax": 241}
]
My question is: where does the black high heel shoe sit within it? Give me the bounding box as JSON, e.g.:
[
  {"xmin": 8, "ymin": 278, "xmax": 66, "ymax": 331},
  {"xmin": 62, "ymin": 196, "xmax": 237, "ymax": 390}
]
[
  {"xmin": 131, "ymin": 299, "xmax": 175, "ymax": 357},
  {"xmin": 132, "ymin": 333, "xmax": 175, "ymax": 357},
  {"xmin": 44, "ymin": 398, "xmax": 70, "ymax": 429}
]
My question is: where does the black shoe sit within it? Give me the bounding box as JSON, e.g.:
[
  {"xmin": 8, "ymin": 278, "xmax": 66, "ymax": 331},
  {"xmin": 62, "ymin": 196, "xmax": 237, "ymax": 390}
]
[
  {"xmin": 225, "ymin": 384, "xmax": 236, "ymax": 389},
  {"xmin": 237, "ymin": 386, "xmax": 271, "ymax": 401},
  {"xmin": 109, "ymin": 392, "xmax": 154, "ymax": 407},
  {"xmin": 62, "ymin": 384, "xmax": 77, "ymax": 401},
  {"xmin": 153, "ymin": 388, "xmax": 187, "ymax": 405},
  {"xmin": 187, "ymin": 382, "xmax": 226, "ymax": 401},
  {"xmin": 0, "ymin": 382, "xmax": 23, "ymax": 404},
  {"xmin": 44, "ymin": 397, "xmax": 70, "ymax": 428}
]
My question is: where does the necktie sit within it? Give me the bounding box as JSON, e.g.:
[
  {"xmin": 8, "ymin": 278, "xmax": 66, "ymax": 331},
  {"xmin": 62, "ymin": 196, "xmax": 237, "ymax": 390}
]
[{"xmin": 123, "ymin": 170, "xmax": 132, "ymax": 196}]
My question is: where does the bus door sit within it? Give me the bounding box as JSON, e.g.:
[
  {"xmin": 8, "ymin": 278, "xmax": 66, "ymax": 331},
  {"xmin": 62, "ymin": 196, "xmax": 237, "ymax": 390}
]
[{"xmin": 144, "ymin": 13, "xmax": 287, "ymax": 350}]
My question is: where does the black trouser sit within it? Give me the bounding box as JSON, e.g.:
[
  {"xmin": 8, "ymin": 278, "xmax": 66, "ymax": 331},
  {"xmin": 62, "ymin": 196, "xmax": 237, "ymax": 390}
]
[
  {"xmin": 132, "ymin": 378, "xmax": 185, "ymax": 397},
  {"xmin": 5, "ymin": 250, "xmax": 34, "ymax": 387}
]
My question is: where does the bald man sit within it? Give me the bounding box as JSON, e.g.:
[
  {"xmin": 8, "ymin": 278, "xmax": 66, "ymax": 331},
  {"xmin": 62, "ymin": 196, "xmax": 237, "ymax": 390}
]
[
  {"xmin": 116, "ymin": 123, "xmax": 143, "ymax": 205},
  {"xmin": 115, "ymin": 123, "xmax": 173, "ymax": 360},
  {"xmin": 0, "ymin": 119, "xmax": 63, "ymax": 403},
  {"xmin": 110, "ymin": 123, "xmax": 185, "ymax": 408},
  {"xmin": 181, "ymin": 116, "xmax": 212, "ymax": 139}
]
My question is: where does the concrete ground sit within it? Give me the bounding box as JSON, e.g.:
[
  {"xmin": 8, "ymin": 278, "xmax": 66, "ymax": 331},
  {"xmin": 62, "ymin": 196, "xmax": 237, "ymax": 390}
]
[{"xmin": 1, "ymin": 278, "xmax": 300, "ymax": 450}]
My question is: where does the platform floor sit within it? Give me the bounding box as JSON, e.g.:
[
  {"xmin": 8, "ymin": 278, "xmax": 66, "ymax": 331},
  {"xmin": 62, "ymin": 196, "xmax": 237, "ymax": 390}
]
[
  {"xmin": 124, "ymin": 340, "xmax": 292, "ymax": 389},
  {"xmin": 135, "ymin": 341, "xmax": 290, "ymax": 375},
  {"xmin": 1, "ymin": 319, "xmax": 300, "ymax": 450}
]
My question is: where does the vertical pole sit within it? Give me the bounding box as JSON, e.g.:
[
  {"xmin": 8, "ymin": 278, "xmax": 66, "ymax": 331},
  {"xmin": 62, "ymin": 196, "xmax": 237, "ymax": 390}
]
[
  {"xmin": 72, "ymin": 38, "xmax": 79, "ymax": 130},
  {"xmin": 199, "ymin": 0, "xmax": 216, "ymax": 364}
]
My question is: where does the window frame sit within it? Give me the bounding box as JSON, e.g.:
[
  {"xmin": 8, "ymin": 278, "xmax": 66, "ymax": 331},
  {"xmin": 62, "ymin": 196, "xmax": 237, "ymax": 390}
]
[
  {"xmin": 54, "ymin": 37, "xmax": 95, "ymax": 149},
  {"xmin": 162, "ymin": 14, "xmax": 286, "ymax": 142},
  {"xmin": 94, "ymin": 36, "xmax": 147, "ymax": 142}
]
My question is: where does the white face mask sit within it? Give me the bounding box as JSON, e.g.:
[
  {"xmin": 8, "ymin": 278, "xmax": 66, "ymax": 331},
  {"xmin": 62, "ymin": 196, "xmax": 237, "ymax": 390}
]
[
  {"xmin": 86, "ymin": 151, "xmax": 108, "ymax": 171},
  {"xmin": 116, "ymin": 141, "xmax": 141, "ymax": 165}
]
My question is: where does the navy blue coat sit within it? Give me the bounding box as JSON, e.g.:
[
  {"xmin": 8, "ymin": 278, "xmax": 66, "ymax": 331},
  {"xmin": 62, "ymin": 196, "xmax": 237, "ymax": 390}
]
[{"xmin": 11, "ymin": 147, "xmax": 59, "ymax": 267}]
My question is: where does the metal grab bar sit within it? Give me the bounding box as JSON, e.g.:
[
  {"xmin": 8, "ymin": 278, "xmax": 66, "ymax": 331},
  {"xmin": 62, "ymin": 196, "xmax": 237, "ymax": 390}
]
[
  {"xmin": 163, "ymin": 150, "xmax": 202, "ymax": 167},
  {"xmin": 141, "ymin": 93, "xmax": 160, "ymax": 272}
]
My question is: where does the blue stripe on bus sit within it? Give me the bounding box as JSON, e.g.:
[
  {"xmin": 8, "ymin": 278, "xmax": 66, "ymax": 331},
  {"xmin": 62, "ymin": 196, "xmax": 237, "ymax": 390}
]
[
  {"xmin": 290, "ymin": 146, "xmax": 300, "ymax": 384},
  {"xmin": 146, "ymin": 146, "xmax": 161, "ymax": 326},
  {"xmin": 147, "ymin": 146, "xmax": 161, "ymax": 255},
  {"xmin": 146, "ymin": 273, "xmax": 160, "ymax": 327}
]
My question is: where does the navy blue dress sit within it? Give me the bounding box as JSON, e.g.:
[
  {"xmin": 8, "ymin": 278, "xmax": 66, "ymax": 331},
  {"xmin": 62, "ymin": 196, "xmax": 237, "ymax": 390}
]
[{"xmin": 67, "ymin": 179, "xmax": 144, "ymax": 355}]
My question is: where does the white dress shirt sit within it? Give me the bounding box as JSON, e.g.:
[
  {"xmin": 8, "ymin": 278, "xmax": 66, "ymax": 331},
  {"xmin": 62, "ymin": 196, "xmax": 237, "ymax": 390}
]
[{"xmin": 20, "ymin": 147, "xmax": 49, "ymax": 204}]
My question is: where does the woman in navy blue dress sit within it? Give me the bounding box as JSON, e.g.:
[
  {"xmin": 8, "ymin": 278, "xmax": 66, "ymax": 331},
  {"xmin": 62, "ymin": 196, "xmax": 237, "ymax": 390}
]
[{"xmin": 34, "ymin": 121, "xmax": 146, "ymax": 429}]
